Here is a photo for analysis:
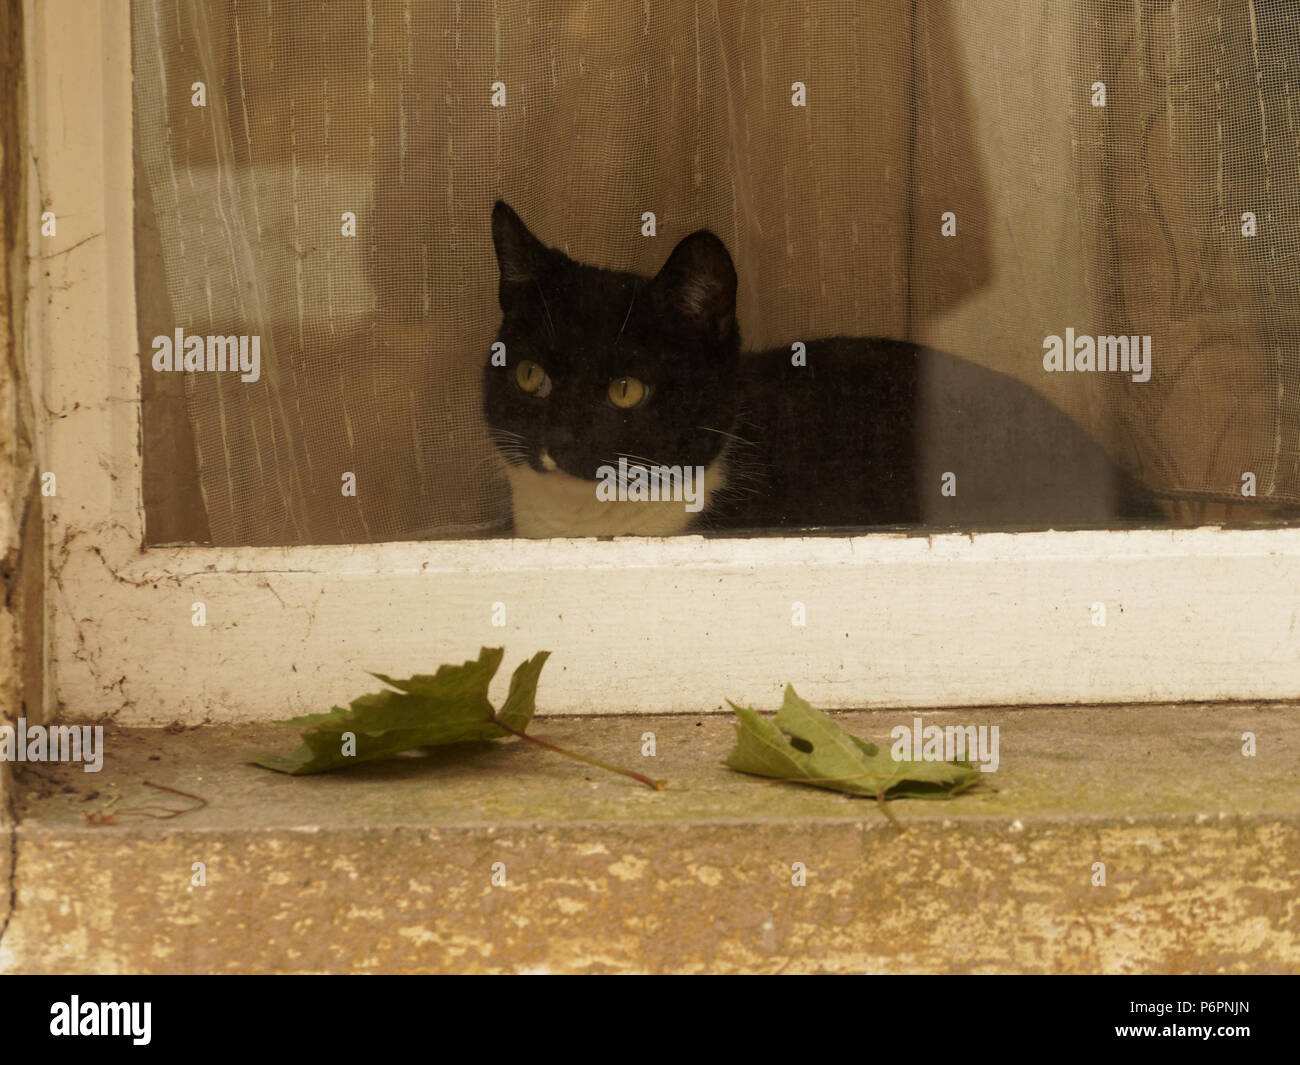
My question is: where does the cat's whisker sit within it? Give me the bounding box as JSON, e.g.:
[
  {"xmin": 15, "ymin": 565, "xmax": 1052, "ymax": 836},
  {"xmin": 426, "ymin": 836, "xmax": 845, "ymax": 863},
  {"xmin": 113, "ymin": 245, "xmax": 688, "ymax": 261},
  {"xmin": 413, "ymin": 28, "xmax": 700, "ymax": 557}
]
[
  {"xmin": 485, "ymin": 432, "xmax": 527, "ymax": 464},
  {"xmin": 612, "ymin": 284, "xmax": 638, "ymax": 349},
  {"xmin": 534, "ymin": 281, "xmax": 557, "ymax": 344},
  {"xmin": 616, "ymin": 451, "xmax": 666, "ymax": 469},
  {"xmin": 696, "ymin": 425, "xmax": 758, "ymax": 447},
  {"xmin": 488, "ymin": 428, "xmax": 531, "ymax": 457}
]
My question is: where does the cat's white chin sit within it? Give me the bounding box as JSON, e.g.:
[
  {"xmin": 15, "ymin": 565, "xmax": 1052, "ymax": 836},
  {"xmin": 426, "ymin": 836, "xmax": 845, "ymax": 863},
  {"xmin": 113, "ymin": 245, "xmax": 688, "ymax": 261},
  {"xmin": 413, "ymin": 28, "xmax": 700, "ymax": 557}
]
[{"xmin": 505, "ymin": 460, "xmax": 726, "ymax": 538}]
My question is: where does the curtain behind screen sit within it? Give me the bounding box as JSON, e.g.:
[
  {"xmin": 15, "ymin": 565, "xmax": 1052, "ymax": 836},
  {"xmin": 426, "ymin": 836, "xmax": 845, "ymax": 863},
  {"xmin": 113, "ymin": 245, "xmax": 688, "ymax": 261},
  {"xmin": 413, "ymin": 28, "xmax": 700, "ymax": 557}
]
[{"xmin": 132, "ymin": 0, "xmax": 1300, "ymax": 545}]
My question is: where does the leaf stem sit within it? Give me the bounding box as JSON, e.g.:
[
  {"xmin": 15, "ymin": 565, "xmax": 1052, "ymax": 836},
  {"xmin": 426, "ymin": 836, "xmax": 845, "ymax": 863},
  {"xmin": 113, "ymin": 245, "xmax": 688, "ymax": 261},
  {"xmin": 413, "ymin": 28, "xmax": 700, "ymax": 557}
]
[
  {"xmin": 876, "ymin": 790, "xmax": 904, "ymax": 833},
  {"xmin": 491, "ymin": 716, "xmax": 667, "ymax": 791}
]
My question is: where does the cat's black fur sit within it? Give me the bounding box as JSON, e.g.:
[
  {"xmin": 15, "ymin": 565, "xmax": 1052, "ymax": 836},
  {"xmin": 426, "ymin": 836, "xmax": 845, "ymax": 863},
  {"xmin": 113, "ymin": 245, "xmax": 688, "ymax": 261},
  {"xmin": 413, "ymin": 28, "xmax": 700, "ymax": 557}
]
[{"xmin": 483, "ymin": 201, "xmax": 1159, "ymax": 535}]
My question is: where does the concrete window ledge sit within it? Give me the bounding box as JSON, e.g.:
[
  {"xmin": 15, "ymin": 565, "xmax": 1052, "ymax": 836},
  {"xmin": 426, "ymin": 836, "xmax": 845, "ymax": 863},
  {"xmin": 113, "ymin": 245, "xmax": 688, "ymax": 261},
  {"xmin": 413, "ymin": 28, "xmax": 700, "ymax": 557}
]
[{"xmin": 2, "ymin": 704, "xmax": 1298, "ymax": 974}]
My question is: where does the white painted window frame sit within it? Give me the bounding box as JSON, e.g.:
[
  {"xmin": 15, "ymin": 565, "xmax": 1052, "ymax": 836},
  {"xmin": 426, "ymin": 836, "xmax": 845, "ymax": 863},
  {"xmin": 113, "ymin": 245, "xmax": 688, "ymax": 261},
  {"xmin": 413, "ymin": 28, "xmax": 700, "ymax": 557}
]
[{"xmin": 27, "ymin": 1, "xmax": 1300, "ymax": 726}]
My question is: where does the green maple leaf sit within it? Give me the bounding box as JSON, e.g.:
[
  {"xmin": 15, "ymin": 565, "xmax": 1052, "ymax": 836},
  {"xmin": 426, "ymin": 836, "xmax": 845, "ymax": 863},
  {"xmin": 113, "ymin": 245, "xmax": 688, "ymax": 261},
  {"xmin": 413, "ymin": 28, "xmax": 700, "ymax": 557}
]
[
  {"xmin": 252, "ymin": 647, "xmax": 664, "ymax": 789},
  {"xmin": 725, "ymin": 685, "xmax": 983, "ymax": 803},
  {"xmin": 251, "ymin": 647, "xmax": 549, "ymax": 775}
]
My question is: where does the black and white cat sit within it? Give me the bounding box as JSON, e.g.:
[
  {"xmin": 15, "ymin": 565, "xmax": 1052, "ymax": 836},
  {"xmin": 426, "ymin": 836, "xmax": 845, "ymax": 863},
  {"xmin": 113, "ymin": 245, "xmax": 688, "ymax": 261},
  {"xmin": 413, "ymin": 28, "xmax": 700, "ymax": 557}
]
[{"xmin": 483, "ymin": 201, "xmax": 1158, "ymax": 537}]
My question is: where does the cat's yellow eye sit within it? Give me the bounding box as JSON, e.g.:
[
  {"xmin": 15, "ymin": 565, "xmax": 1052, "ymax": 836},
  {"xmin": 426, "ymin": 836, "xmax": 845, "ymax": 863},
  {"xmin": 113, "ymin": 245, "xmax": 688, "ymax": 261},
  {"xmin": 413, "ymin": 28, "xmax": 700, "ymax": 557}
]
[
  {"xmin": 608, "ymin": 376, "xmax": 650, "ymax": 409},
  {"xmin": 514, "ymin": 360, "xmax": 550, "ymax": 396}
]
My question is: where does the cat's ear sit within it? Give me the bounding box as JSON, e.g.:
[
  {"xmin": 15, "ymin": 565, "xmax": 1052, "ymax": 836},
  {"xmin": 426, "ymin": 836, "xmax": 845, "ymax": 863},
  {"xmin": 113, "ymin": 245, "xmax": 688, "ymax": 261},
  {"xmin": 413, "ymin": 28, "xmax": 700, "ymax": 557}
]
[
  {"xmin": 651, "ymin": 230, "xmax": 737, "ymax": 340},
  {"xmin": 491, "ymin": 201, "xmax": 549, "ymax": 292}
]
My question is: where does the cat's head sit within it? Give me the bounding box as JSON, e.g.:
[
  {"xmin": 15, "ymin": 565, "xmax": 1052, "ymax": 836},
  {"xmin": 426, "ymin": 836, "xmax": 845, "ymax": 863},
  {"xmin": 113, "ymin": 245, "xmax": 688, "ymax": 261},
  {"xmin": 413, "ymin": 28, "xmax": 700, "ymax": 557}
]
[{"xmin": 483, "ymin": 201, "xmax": 739, "ymax": 487}]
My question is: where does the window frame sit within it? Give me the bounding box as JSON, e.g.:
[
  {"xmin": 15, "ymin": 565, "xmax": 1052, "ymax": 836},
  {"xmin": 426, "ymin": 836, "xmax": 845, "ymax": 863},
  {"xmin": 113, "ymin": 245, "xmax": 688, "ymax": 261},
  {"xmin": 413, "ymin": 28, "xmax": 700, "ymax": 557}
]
[{"xmin": 28, "ymin": 0, "xmax": 1300, "ymax": 725}]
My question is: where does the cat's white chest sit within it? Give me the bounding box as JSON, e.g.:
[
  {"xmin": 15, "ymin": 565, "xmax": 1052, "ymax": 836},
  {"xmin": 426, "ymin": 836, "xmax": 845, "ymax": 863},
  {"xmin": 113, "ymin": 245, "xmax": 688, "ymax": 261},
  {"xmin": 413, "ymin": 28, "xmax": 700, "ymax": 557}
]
[{"xmin": 505, "ymin": 461, "xmax": 726, "ymax": 537}]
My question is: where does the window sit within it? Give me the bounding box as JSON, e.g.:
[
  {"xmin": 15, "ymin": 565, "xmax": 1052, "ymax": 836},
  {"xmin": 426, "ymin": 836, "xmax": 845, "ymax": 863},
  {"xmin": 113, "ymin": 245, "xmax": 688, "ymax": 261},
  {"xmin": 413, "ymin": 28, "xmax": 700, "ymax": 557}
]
[{"xmin": 30, "ymin": 1, "xmax": 1300, "ymax": 725}]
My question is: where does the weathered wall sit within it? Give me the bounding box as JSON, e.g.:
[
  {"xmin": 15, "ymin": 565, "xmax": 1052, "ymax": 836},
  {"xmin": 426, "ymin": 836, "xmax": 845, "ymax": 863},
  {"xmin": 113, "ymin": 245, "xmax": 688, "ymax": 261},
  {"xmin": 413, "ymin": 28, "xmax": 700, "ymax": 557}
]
[{"xmin": 0, "ymin": 0, "xmax": 35, "ymax": 946}]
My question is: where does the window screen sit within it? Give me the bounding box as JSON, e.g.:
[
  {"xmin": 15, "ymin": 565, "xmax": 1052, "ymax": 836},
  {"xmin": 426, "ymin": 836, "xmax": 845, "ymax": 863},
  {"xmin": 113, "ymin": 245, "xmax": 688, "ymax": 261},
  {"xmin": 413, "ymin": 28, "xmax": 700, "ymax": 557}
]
[{"xmin": 132, "ymin": 0, "xmax": 1300, "ymax": 546}]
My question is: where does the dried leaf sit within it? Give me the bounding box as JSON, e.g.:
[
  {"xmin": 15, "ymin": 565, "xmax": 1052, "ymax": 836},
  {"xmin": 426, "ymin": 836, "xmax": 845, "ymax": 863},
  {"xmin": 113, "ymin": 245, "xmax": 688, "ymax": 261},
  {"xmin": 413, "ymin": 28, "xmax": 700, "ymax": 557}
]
[{"xmin": 726, "ymin": 685, "xmax": 982, "ymax": 801}]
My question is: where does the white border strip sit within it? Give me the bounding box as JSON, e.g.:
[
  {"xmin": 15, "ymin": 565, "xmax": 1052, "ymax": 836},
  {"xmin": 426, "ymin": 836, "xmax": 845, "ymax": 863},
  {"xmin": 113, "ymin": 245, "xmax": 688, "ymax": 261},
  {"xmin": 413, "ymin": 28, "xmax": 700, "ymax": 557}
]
[{"xmin": 47, "ymin": 524, "xmax": 1300, "ymax": 724}]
